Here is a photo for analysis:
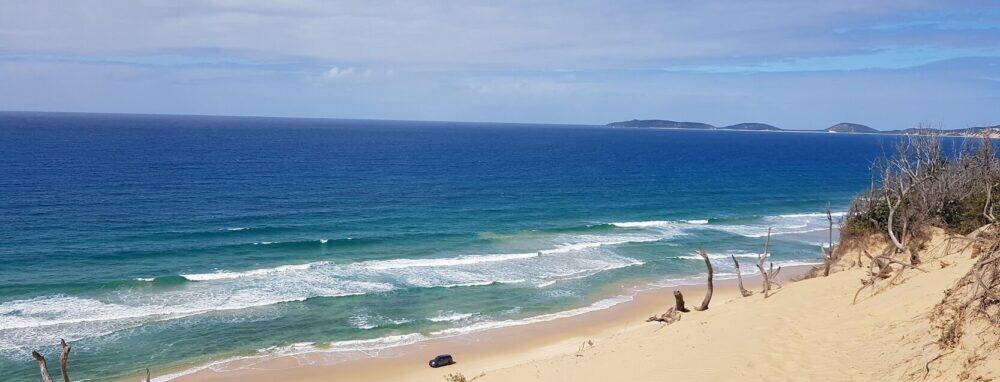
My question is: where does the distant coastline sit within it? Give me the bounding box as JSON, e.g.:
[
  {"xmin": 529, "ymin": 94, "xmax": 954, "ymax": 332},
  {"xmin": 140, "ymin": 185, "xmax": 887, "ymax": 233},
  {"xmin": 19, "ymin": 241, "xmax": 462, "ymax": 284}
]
[{"xmin": 607, "ymin": 119, "xmax": 1000, "ymax": 138}]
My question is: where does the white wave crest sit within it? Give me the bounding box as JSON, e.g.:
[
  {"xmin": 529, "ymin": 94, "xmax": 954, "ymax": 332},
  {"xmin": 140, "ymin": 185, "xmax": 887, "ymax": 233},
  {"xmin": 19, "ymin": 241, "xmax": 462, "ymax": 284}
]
[
  {"xmin": 610, "ymin": 211, "xmax": 844, "ymax": 239},
  {"xmin": 2, "ymin": 236, "xmax": 643, "ymax": 350},
  {"xmin": 427, "ymin": 312, "xmax": 475, "ymax": 322},
  {"xmin": 610, "ymin": 220, "xmax": 676, "ymax": 228},
  {"xmin": 349, "ymin": 313, "xmax": 412, "ymax": 330},
  {"xmin": 181, "ymin": 261, "xmax": 331, "ymax": 281},
  {"xmin": 0, "ymin": 277, "xmax": 393, "ymax": 351},
  {"xmin": 361, "ymin": 252, "xmax": 538, "ymax": 270},
  {"xmin": 431, "ymin": 295, "xmax": 633, "ymax": 337}
]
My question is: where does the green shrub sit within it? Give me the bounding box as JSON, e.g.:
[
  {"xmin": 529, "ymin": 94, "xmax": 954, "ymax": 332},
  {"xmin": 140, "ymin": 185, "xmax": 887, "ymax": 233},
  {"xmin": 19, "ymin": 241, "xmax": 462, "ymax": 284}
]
[{"xmin": 941, "ymin": 189, "xmax": 991, "ymax": 234}]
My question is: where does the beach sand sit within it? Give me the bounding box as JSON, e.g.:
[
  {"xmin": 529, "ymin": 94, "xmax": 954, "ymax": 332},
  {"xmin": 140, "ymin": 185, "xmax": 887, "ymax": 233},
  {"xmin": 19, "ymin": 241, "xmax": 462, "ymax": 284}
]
[{"xmin": 171, "ymin": 230, "xmax": 997, "ymax": 382}]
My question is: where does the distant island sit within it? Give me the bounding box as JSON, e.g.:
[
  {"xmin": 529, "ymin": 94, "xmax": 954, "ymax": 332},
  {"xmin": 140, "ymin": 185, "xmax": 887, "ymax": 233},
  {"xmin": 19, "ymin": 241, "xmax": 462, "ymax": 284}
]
[
  {"xmin": 607, "ymin": 119, "xmax": 1000, "ymax": 138},
  {"xmin": 825, "ymin": 122, "xmax": 879, "ymax": 133},
  {"xmin": 606, "ymin": 119, "xmax": 779, "ymax": 131}
]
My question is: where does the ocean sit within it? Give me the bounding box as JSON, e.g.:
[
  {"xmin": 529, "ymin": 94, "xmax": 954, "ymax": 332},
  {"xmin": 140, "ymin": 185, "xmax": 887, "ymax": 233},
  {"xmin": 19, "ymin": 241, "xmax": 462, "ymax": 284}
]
[{"xmin": 0, "ymin": 112, "xmax": 895, "ymax": 381}]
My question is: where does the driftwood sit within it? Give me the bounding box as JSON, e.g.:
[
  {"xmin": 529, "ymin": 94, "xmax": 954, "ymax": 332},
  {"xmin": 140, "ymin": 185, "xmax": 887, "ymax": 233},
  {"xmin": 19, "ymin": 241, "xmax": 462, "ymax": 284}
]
[
  {"xmin": 731, "ymin": 254, "xmax": 752, "ymax": 297},
  {"xmin": 30, "ymin": 339, "xmax": 72, "ymax": 382},
  {"xmin": 647, "ymin": 307, "xmax": 682, "ymax": 324},
  {"xmin": 31, "ymin": 351, "xmax": 54, "ymax": 382},
  {"xmin": 755, "ymin": 228, "xmax": 781, "ymax": 297},
  {"xmin": 59, "ymin": 339, "xmax": 70, "ymax": 382},
  {"xmin": 823, "ymin": 204, "xmax": 835, "ymax": 276},
  {"xmin": 853, "ymin": 249, "xmax": 927, "ymax": 304},
  {"xmin": 673, "ymin": 290, "xmax": 689, "ymax": 312},
  {"xmin": 757, "ymin": 228, "xmax": 771, "ymax": 294},
  {"xmin": 648, "ymin": 290, "xmax": 689, "ymax": 323},
  {"xmin": 986, "ymin": 182, "xmax": 997, "ymax": 224},
  {"xmin": 692, "ymin": 250, "xmax": 713, "ymax": 311}
]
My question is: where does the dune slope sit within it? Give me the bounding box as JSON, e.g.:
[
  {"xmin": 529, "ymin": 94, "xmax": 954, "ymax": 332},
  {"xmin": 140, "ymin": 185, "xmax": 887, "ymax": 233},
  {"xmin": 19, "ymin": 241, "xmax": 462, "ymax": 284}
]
[{"xmin": 467, "ymin": 228, "xmax": 997, "ymax": 382}]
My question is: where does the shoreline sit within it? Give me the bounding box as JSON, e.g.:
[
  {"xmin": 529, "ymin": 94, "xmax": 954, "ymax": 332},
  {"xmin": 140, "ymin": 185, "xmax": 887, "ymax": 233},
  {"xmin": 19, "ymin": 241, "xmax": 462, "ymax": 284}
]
[{"xmin": 163, "ymin": 264, "xmax": 816, "ymax": 382}]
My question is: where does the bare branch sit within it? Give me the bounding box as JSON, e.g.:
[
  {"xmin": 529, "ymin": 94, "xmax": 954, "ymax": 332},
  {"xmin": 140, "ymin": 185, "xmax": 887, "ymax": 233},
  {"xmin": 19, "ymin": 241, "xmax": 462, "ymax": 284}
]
[
  {"xmin": 731, "ymin": 254, "xmax": 752, "ymax": 297},
  {"xmin": 59, "ymin": 339, "xmax": 70, "ymax": 382},
  {"xmin": 757, "ymin": 227, "xmax": 772, "ymax": 295},
  {"xmin": 31, "ymin": 351, "xmax": 54, "ymax": 382},
  {"xmin": 692, "ymin": 250, "xmax": 713, "ymax": 311}
]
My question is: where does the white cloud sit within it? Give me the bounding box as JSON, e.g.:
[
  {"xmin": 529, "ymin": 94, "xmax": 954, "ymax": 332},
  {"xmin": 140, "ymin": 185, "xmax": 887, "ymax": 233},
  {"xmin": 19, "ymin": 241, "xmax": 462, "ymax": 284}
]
[
  {"xmin": 321, "ymin": 66, "xmax": 395, "ymax": 82},
  {"xmin": 322, "ymin": 66, "xmax": 356, "ymax": 79}
]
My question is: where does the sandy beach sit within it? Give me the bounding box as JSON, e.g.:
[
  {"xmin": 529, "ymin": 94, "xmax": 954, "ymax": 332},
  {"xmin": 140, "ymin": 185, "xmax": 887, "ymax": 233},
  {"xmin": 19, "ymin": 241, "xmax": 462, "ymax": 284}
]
[
  {"xmin": 167, "ymin": 227, "xmax": 999, "ymax": 382},
  {"xmin": 165, "ymin": 265, "xmax": 810, "ymax": 382}
]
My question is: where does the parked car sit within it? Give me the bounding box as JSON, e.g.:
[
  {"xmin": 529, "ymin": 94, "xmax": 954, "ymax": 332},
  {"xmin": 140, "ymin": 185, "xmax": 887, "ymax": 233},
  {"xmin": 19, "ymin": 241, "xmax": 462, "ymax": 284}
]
[{"xmin": 429, "ymin": 354, "xmax": 455, "ymax": 368}]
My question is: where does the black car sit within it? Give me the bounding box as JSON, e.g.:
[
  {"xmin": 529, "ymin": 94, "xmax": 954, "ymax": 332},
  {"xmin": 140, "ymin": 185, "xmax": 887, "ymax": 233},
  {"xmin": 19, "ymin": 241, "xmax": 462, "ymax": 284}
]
[{"xmin": 429, "ymin": 354, "xmax": 455, "ymax": 368}]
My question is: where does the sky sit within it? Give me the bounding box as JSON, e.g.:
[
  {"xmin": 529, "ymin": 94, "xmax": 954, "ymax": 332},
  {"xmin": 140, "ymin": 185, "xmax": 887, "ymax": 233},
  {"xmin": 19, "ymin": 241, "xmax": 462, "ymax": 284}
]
[{"xmin": 1, "ymin": 0, "xmax": 999, "ymax": 130}]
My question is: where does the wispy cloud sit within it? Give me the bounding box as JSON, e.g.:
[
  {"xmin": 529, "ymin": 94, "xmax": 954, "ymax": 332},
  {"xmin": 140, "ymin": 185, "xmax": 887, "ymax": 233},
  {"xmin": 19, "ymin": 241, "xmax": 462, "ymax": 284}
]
[
  {"xmin": 0, "ymin": 1, "xmax": 998, "ymax": 127},
  {"xmin": 659, "ymin": 47, "xmax": 1000, "ymax": 74},
  {"xmin": 321, "ymin": 66, "xmax": 364, "ymax": 80}
]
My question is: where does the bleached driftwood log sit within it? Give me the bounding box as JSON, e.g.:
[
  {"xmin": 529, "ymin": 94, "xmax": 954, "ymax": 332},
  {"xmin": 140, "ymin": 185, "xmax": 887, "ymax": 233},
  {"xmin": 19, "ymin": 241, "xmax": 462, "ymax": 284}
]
[
  {"xmin": 59, "ymin": 339, "xmax": 70, "ymax": 382},
  {"xmin": 31, "ymin": 350, "xmax": 54, "ymax": 382},
  {"xmin": 755, "ymin": 228, "xmax": 782, "ymax": 297},
  {"xmin": 731, "ymin": 254, "xmax": 752, "ymax": 297},
  {"xmin": 692, "ymin": 250, "xmax": 713, "ymax": 311},
  {"xmin": 31, "ymin": 339, "xmax": 72, "ymax": 382}
]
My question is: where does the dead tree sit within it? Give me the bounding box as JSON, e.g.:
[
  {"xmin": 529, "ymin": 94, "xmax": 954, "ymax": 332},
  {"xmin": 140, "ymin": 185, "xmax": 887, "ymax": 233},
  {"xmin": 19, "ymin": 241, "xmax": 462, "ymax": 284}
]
[
  {"xmin": 692, "ymin": 250, "xmax": 713, "ymax": 311},
  {"xmin": 853, "ymin": 249, "xmax": 927, "ymax": 304},
  {"xmin": 884, "ymin": 176, "xmax": 911, "ymax": 253},
  {"xmin": 756, "ymin": 228, "xmax": 782, "ymax": 297},
  {"xmin": 31, "ymin": 351, "xmax": 53, "ymax": 382},
  {"xmin": 31, "ymin": 339, "xmax": 72, "ymax": 382},
  {"xmin": 823, "ymin": 204, "xmax": 835, "ymax": 276},
  {"xmin": 878, "ymin": 137, "xmax": 939, "ymax": 264},
  {"xmin": 731, "ymin": 254, "xmax": 752, "ymax": 296},
  {"xmin": 59, "ymin": 339, "xmax": 70, "ymax": 382},
  {"xmin": 757, "ymin": 227, "xmax": 772, "ymax": 294},
  {"xmin": 970, "ymin": 238, "xmax": 1000, "ymax": 323},
  {"xmin": 986, "ymin": 182, "xmax": 997, "ymax": 224}
]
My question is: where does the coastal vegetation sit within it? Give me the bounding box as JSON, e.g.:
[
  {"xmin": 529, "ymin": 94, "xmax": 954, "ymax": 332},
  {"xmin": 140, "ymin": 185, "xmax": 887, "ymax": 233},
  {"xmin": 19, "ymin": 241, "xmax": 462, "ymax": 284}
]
[
  {"xmin": 842, "ymin": 135, "xmax": 997, "ymax": 240},
  {"xmin": 829, "ymin": 134, "xmax": 999, "ymax": 378}
]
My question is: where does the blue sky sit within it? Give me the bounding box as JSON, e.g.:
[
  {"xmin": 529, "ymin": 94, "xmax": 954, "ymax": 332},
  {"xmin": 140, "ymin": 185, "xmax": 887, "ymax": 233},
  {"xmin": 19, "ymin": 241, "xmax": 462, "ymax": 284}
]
[{"xmin": 1, "ymin": 1, "xmax": 998, "ymax": 129}]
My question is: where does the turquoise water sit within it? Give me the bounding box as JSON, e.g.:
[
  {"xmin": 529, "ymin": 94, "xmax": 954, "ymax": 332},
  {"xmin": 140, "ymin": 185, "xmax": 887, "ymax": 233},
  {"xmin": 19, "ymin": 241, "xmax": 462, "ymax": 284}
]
[{"xmin": 0, "ymin": 112, "xmax": 895, "ymax": 381}]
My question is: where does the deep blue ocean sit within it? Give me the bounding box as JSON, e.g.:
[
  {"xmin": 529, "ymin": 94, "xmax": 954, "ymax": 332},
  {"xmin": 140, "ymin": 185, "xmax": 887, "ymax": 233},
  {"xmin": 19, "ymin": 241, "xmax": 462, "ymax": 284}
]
[{"xmin": 1, "ymin": 112, "xmax": 896, "ymax": 381}]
